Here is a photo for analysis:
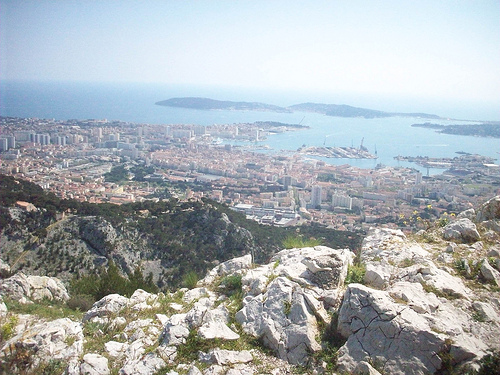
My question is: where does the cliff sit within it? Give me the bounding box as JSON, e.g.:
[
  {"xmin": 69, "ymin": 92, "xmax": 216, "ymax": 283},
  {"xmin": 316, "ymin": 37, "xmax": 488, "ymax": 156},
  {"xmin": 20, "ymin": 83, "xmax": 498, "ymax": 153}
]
[{"xmin": 1, "ymin": 197, "xmax": 499, "ymax": 374}]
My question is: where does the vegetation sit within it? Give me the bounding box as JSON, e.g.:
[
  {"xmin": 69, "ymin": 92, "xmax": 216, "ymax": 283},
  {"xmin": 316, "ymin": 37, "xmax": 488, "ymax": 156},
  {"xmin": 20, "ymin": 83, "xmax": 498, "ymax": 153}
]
[
  {"xmin": 282, "ymin": 234, "xmax": 322, "ymax": 249},
  {"xmin": 69, "ymin": 261, "xmax": 158, "ymax": 303},
  {"xmin": 0, "ymin": 174, "xmax": 363, "ymax": 290}
]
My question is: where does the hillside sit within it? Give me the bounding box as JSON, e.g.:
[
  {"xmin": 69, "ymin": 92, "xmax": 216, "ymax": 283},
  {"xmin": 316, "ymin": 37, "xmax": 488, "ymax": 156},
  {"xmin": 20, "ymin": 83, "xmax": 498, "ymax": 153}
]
[
  {"xmin": 0, "ymin": 175, "xmax": 362, "ymax": 289},
  {"xmin": 0, "ymin": 196, "xmax": 499, "ymax": 374}
]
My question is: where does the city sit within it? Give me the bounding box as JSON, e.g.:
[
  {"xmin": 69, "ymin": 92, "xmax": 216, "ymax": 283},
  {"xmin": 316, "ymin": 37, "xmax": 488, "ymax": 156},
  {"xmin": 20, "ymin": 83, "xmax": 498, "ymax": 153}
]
[{"xmin": 1, "ymin": 115, "xmax": 498, "ymax": 232}]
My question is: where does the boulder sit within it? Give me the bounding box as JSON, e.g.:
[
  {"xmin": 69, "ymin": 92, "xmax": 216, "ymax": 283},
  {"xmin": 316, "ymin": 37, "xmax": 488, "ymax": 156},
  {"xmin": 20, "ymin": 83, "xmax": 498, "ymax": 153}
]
[
  {"xmin": 443, "ymin": 218, "xmax": 480, "ymax": 243},
  {"xmin": 236, "ymin": 276, "xmax": 321, "ymax": 365},
  {"xmin": 0, "ymin": 273, "xmax": 69, "ymax": 302},
  {"xmin": 336, "ymin": 284, "xmax": 487, "ymax": 375},
  {"xmin": 480, "ymin": 259, "xmax": 500, "ymax": 286},
  {"xmin": 457, "ymin": 208, "xmax": 475, "ymax": 220},
  {"xmin": 201, "ymin": 254, "xmax": 253, "ymax": 285},
  {"xmin": 119, "ymin": 353, "xmax": 166, "ymax": 375},
  {"xmin": 199, "ymin": 349, "xmax": 253, "ymax": 365},
  {"xmin": 0, "ymin": 317, "xmax": 83, "ymax": 372},
  {"xmin": 83, "ymin": 294, "xmax": 129, "ymax": 322},
  {"xmin": 476, "ymin": 196, "xmax": 500, "ymax": 222},
  {"xmin": 80, "ymin": 353, "xmax": 110, "ymax": 375},
  {"xmin": 198, "ymin": 320, "xmax": 240, "ymax": 340}
]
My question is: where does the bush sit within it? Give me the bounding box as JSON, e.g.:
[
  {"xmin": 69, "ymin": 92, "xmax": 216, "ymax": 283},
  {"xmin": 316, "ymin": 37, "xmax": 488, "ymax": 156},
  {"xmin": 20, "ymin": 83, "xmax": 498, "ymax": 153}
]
[
  {"xmin": 182, "ymin": 270, "xmax": 199, "ymax": 289},
  {"xmin": 66, "ymin": 294, "xmax": 95, "ymax": 312},
  {"xmin": 345, "ymin": 263, "xmax": 366, "ymax": 285},
  {"xmin": 282, "ymin": 235, "xmax": 321, "ymax": 249}
]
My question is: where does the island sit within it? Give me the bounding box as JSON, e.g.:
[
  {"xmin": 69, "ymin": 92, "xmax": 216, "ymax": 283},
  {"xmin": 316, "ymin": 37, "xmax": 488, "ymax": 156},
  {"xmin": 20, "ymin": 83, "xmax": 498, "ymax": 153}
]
[
  {"xmin": 155, "ymin": 97, "xmax": 291, "ymax": 113},
  {"xmin": 156, "ymin": 97, "xmax": 442, "ymax": 119},
  {"xmin": 412, "ymin": 122, "xmax": 500, "ymax": 138}
]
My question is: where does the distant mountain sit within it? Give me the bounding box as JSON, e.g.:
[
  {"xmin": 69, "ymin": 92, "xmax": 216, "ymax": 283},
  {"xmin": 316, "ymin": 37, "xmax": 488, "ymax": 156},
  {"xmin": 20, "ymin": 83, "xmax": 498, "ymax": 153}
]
[
  {"xmin": 155, "ymin": 97, "xmax": 291, "ymax": 113},
  {"xmin": 156, "ymin": 97, "xmax": 441, "ymax": 119}
]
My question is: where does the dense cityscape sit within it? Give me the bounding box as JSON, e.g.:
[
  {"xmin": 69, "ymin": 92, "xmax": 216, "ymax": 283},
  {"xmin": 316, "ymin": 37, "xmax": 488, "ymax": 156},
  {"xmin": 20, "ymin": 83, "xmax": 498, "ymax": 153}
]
[{"xmin": 1, "ymin": 115, "xmax": 498, "ymax": 232}]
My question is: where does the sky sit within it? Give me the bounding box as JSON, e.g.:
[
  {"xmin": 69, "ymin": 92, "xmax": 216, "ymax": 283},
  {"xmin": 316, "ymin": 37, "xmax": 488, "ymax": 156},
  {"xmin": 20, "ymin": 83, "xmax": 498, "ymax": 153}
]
[{"xmin": 1, "ymin": 0, "xmax": 499, "ymax": 110}]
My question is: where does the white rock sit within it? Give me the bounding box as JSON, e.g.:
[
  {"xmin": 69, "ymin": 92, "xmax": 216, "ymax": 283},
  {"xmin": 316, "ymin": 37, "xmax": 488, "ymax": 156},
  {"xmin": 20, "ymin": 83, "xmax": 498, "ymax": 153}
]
[
  {"xmin": 161, "ymin": 322, "xmax": 190, "ymax": 346},
  {"xmin": 476, "ymin": 196, "xmax": 500, "ymax": 222},
  {"xmin": 336, "ymin": 284, "xmax": 487, "ymax": 375},
  {"xmin": 198, "ymin": 320, "xmax": 240, "ymax": 340},
  {"xmin": 472, "ymin": 301, "xmax": 500, "ymax": 322},
  {"xmin": 80, "ymin": 353, "xmax": 109, "ymax": 375},
  {"xmin": 480, "ymin": 259, "xmax": 500, "ymax": 286},
  {"xmin": 0, "ymin": 317, "xmax": 83, "ymax": 371},
  {"xmin": 443, "ymin": 218, "xmax": 480, "ymax": 243},
  {"xmin": 0, "ymin": 272, "xmax": 69, "ymax": 302},
  {"xmin": 201, "ymin": 254, "xmax": 253, "ymax": 285},
  {"xmin": 388, "ymin": 281, "xmax": 440, "ymax": 314},
  {"xmin": 354, "ymin": 361, "xmax": 382, "ymax": 375},
  {"xmin": 200, "ymin": 349, "xmax": 253, "ymax": 365},
  {"xmin": 105, "ymin": 341, "xmax": 127, "ymax": 358},
  {"xmin": 119, "ymin": 353, "xmax": 166, "ymax": 375},
  {"xmin": 83, "ymin": 294, "xmax": 129, "ymax": 322},
  {"xmin": 182, "ymin": 287, "xmax": 212, "ymax": 304},
  {"xmin": 364, "ymin": 262, "xmax": 393, "ymax": 289},
  {"xmin": 236, "ymin": 276, "xmax": 320, "ymax": 365}
]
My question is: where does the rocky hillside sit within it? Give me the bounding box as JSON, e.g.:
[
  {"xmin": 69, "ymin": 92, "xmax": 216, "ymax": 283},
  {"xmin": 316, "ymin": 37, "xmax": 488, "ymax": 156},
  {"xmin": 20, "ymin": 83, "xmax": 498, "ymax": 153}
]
[
  {"xmin": 0, "ymin": 197, "xmax": 499, "ymax": 374},
  {"xmin": 0, "ymin": 175, "xmax": 362, "ymax": 290}
]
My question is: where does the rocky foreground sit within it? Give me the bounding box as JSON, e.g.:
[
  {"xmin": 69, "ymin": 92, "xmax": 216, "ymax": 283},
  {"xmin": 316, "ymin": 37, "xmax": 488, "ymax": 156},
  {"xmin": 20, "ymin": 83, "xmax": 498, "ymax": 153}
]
[{"xmin": 1, "ymin": 197, "xmax": 500, "ymax": 374}]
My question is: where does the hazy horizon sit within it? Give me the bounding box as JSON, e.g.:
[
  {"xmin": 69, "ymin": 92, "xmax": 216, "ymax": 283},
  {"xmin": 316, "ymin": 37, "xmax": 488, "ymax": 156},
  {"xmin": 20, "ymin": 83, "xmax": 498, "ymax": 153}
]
[{"xmin": 1, "ymin": 0, "xmax": 499, "ymax": 118}]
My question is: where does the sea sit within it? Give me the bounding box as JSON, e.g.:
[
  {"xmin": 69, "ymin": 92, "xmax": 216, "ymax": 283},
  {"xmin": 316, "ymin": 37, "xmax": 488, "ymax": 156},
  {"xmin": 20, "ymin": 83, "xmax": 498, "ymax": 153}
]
[{"xmin": 1, "ymin": 80, "xmax": 499, "ymax": 176}]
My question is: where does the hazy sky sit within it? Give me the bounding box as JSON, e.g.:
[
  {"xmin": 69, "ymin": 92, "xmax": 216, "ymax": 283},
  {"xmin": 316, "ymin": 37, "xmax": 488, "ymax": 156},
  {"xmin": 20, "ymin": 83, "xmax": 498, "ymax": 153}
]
[{"xmin": 1, "ymin": 0, "xmax": 499, "ymax": 106}]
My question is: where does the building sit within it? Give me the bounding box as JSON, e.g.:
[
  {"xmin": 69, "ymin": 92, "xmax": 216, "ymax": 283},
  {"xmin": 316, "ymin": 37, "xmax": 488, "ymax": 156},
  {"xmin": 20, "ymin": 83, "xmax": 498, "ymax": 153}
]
[
  {"xmin": 311, "ymin": 185, "xmax": 322, "ymax": 208},
  {"xmin": 332, "ymin": 193, "xmax": 352, "ymax": 210}
]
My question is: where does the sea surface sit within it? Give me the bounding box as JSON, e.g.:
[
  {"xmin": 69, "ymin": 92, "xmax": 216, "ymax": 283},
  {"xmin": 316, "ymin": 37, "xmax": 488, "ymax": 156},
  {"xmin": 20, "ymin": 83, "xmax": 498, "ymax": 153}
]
[{"xmin": 1, "ymin": 80, "xmax": 498, "ymax": 175}]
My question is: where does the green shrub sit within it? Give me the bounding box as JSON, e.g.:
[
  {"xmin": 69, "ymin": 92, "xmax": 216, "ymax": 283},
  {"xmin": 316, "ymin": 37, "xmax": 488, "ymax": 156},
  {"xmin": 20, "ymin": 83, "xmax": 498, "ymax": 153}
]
[
  {"xmin": 282, "ymin": 235, "xmax": 321, "ymax": 249},
  {"xmin": 66, "ymin": 294, "xmax": 95, "ymax": 312},
  {"xmin": 182, "ymin": 270, "xmax": 199, "ymax": 289},
  {"xmin": 1, "ymin": 315, "xmax": 19, "ymax": 341},
  {"xmin": 345, "ymin": 263, "xmax": 366, "ymax": 285}
]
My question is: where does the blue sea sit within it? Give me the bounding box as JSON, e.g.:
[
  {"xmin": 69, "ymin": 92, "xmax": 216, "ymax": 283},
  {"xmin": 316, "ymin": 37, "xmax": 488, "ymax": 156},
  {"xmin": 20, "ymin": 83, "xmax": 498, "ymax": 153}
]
[{"xmin": 1, "ymin": 80, "xmax": 498, "ymax": 175}]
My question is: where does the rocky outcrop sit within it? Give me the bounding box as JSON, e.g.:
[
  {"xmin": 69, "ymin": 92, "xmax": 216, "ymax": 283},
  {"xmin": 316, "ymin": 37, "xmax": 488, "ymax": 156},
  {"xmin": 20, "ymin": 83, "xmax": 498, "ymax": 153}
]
[
  {"xmin": 0, "ymin": 317, "xmax": 83, "ymax": 373},
  {"xmin": 335, "ymin": 227, "xmax": 500, "ymax": 374},
  {"xmin": 442, "ymin": 218, "xmax": 481, "ymax": 243},
  {"xmin": 476, "ymin": 195, "xmax": 500, "ymax": 222},
  {"xmin": 236, "ymin": 246, "xmax": 353, "ymax": 365},
  {"xmin": 0, "ymin": 272, "xmax": 69, "ymax": 303},
  {"xmin": 1, "ymin": 204, "xmax": 499, "ymax": 374}
]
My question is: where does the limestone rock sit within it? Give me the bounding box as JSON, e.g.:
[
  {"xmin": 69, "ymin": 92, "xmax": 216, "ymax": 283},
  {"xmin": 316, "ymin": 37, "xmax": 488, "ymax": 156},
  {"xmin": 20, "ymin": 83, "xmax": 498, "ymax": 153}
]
[
  {"xmin": 0, "ymin": 272, "xmax": 69, "ymax": 302},
  {"xmin": 105, "ymin": 340, "xmax": 127, "ymax": 358},
  {"xmin": 236, "ymin": 276, "xmax": 321, "ymax": 365},
  {"xmin": 457, "ymin": 208, "xmax": 475, "ymax": 220},
  {"xmin": 80, "ymin": 353, "xmax": 110, "ymax": 375},
  {"xmin": 443, "ymin": 218, "xmax": 480, "ymax": 243},
  {"xmin": 480, "ymin": 259, "xmax": 500, "ymax": 286},
  {"xmin": 476, "ymin": 196, "xmax": 500, "ymax": 222},
  {"xmin": 336, "ymin": 284, "xmax": 487, "ymax": 375},
  {"xmin": 83, "ymin": 294, "xmax": 129, "ymax": 322},
  {"xmin": 201, "ymin": 254, "xmax": 253, "ymax": 285},
  {"xmin": 199, "ymin": 349, "xmax": 253, "ymax": 365},
  {"xmin": 198, "ymin": 320, "xmax": 240, "ymax": 340},
  {"xmin": 354, "ymin": 361, "xmax": 383, "ymax": 375},
  {"xmin": 119, "ymin": 353, "xmax": 166, "ymax": 375},
  {"xmin": 0, "ymin": 317, "xmax": 83, "ymax": 372}
]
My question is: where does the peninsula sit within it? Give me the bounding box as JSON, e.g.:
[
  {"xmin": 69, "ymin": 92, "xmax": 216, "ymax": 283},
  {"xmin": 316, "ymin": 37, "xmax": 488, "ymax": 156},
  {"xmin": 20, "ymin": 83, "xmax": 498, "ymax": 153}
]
[{"xmin": 412, "ymin": 122, "xmax": 500, "ymax": 138}]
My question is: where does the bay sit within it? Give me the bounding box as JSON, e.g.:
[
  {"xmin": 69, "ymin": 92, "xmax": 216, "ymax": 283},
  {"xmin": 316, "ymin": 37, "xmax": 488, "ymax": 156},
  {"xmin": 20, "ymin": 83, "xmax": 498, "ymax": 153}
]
[{"xmin": 1, "ymin": 80, "xmax": 498, "ymax": 175}]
